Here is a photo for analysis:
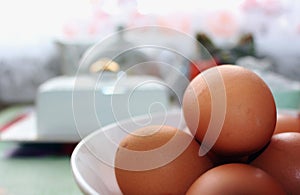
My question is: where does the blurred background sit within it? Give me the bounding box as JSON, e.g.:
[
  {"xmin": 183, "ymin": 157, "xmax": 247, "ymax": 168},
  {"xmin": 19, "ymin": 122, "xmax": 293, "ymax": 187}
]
[{"xmin": 0, "ymin": 0, "xmax": 300, "ymax": 106}]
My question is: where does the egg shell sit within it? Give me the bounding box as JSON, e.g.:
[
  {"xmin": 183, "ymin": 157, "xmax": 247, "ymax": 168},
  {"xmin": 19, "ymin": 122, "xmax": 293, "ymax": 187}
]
[
  {"xmin": 114, "ymin": 125, "xmax": 213, "ymax": 195},
  {"xmin": 251, "ymin": 132, "xmax": 300, "ymax": 194},
  {"xmin": 183, "ymin": 65, "xmax": 277, "ymax": 157},
  {"xmin": 186, "ymin": 163, "xmax": 286, "ymax": 195},
  {"xmin": 274, "ymin": 113, "xmax": 300, "ymax": 134}
]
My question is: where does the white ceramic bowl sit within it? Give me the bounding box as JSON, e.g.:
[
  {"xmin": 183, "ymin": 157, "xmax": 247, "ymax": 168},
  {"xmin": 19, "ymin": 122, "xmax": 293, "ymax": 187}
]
[{"xmin": 71, "ymin": 109, "xmax": 186, "ymax": 195}]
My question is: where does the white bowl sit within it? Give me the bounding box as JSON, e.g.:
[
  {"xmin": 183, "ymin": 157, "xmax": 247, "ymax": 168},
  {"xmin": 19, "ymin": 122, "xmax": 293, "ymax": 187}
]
[{"xmin": 71, "ymin": 109, "xmax": 186, "ymax": 195}]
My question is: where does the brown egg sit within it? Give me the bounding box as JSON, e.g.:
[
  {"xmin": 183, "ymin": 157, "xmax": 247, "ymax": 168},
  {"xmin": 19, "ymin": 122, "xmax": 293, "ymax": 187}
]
[
  {"xmin": 183, "ymin": 65, "xmax": 276, "ymax": 157},
  {"xmin": 274, "ymin": 113, "xmax": 300, "ymax": 134},
  {"xmin": 114, "ymin": 125, "xmax": 213, "ymax": 195},
  {"xmin": 186, "ymin": 163, "xmax": 286, "ymax": 195},
  {"xmin": 251, "ymin": 132, "xmax": 300, "ymax": 194}
]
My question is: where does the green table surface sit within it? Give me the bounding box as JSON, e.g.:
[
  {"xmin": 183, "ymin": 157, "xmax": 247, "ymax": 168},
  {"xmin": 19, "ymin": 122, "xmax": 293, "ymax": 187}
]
[
  {"xmin": 0, "ymin": 106, "xmax": 83, "ymax": 195},
  {"xmin": 0, "ymin": 142, "xmax": 82, "ymax": 195}
]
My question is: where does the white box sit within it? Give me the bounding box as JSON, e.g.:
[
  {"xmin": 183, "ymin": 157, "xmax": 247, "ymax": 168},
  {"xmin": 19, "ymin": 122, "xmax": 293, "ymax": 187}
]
[{"xmin": 36, "ymin": 74, "xmax": 170, "ymax": 140}]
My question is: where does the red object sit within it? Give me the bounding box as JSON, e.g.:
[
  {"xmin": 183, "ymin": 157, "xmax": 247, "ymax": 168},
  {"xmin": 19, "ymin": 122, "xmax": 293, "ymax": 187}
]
[
  {"xmin": 0, "ymin": 113, "xmax": 28, "ymax": 132},
  {"xmin": 189, "ymin": 59, "xmax": 218, "ymax": 80}
]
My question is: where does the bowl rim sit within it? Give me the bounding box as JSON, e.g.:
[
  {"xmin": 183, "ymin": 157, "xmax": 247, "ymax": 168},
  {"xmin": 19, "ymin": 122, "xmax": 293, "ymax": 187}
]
[
  {"xmin": 70, "ymin": 108, "xmax": 183, "ymax": 194},
  {"xmin": 71, "ymin": 138, "xmax": 99, "ymax": 194}
]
